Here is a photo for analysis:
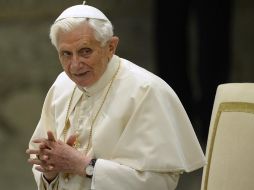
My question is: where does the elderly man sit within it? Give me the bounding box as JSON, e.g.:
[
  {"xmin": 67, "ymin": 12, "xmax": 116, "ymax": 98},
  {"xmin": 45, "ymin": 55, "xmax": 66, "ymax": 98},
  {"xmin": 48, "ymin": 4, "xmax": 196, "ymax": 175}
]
[{"xmin": 26, "ymin": 2, "xmax": 206, "ymax": 190}]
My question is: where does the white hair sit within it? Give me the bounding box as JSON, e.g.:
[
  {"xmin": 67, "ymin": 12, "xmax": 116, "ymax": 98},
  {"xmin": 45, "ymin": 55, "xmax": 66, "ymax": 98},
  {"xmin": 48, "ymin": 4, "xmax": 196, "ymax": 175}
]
[{"xmin": 49, "ymin": 18, "xmax": 114, "ymax": 48}]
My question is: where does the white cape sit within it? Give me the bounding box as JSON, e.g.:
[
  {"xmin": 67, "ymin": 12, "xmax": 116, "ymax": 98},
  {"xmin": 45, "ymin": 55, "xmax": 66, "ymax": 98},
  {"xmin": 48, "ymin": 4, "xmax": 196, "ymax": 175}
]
[{"xmin": 29, "ymin": 55, "xmax": 206, "ymax": 190}]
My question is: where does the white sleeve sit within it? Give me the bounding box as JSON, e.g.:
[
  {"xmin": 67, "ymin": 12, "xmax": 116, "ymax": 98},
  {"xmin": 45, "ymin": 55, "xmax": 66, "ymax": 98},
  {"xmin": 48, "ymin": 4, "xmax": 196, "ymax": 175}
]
[{"xmin": 91, "ymin": 159, "xmax": 180, "ymax": 190}]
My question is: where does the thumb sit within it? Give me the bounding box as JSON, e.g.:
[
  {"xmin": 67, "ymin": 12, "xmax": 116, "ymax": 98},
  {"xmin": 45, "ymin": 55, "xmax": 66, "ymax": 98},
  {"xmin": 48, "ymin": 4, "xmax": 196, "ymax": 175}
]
[
  {"xmin": 66, "ymin": 135, "xmax": 77, "ymax": 146},
  {"xmin": 47, "ymin": 131, "xmax": 56, "ymax": 142}
]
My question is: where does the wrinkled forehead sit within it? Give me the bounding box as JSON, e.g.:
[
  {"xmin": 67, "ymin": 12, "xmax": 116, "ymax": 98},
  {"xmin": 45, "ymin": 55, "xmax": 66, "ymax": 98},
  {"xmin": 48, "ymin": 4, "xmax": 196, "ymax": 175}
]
[{"xmin": 55, "ymin": 4, "xmax": 109, "ymax": 23}]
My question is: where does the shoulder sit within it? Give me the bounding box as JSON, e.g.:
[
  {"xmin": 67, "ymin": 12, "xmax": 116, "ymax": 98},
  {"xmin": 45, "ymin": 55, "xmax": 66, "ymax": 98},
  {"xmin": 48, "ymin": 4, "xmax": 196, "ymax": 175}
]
[
  {"xmin": 46, "ymin": 72, "xmax": 76, "ymax": 101},
  {"xmin": 52, "ymin": 72, "xmax": 75, "ymax": 90},
  {"xmin": 118, "ymin": 58, "xmax": 186, "ymax": 115},
  {"xmin": 119, "ymin": 58, "xmax": 177, "ymax": 97},
  {"xmin": 53, "ymin": 72, "xmax": 74, "ymax": 87}
]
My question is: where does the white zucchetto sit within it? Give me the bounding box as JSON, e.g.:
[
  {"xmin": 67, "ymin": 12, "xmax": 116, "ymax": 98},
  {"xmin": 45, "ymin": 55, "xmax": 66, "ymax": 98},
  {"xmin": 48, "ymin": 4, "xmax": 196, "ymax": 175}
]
[{"xmin": 55, "ymin": 4, "xmax": 109, "ymax": 23}]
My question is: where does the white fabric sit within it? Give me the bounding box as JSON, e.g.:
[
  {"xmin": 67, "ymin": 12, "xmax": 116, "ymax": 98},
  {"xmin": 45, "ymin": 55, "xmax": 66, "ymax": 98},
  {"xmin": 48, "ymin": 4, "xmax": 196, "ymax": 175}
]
[
  {"xmin": 29, "ymin": 55, "xmax": 206, "ymax": 190},
  {"xmin": 92, "ymin": 159, "xmax": 179, "ymax": 190},
  {"xmin": 201, "ymin": 83, "xmax": 254, "ymax": 190},
  {"xmin": 55, "ymin": 5, "xmax": 109, "ymax": 23}
]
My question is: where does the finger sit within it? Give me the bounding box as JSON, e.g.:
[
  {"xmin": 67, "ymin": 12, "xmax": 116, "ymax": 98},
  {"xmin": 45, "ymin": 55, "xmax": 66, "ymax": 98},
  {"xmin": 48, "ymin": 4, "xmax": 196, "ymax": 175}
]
[
  {"xmin": 42, "ymin": 148, "xmax": 52, "ymax": 155},
  {"xmin": 26, "ymin": 149, "xmax": 40, "ymax": 155},
  {"xmin": 31, "ymin": 139, "xmax": 51, "ymax": 150},
  {"xmin": 40, "ymin": 139, "xmax": 56, "ymax": 149},
  {"xmin": 39, "ymin": 154, "xmax": 49, "ymax": 161},
  {"xmin": 47, "ymin": 131, "xmax": 56, "ymax": 142},
  {"xmin": 34, "ymin": 165, "xmax": 45, "ymax": 172},
  {"xmin": 66, "ymin": 134, "xmax": 77, "ymax": 146},
  {"xmin": 47, "ymin": 165, "xmax": 54, "ymax": 170},
  {"xmin": 39, "ymin": 143, "xmax": 49, "ymax": 149},
  {"xmin": 35, "ymin": 165, "xmax": 54, "ymax": 173},
  {"xmin": 43, "ymin": 154, "xmax": 49, "ymax": 160},
  {"xmin": 32, "ymin": 138, "xmax": 47, "ymax": 144},
  {"xmin": 35, "ymin": 165, "xmax": 48, "ymax": 173},
  {"xmin": 28, "ymin": 158, "xmax": 43, "ymax": 165}
]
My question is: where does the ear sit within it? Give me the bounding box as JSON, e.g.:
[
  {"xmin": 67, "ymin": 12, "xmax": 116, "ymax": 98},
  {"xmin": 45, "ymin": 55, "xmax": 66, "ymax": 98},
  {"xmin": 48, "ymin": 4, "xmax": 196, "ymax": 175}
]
[{"xmin": 108, "ymin": 36, "xmax": 119, "ymax": 56}]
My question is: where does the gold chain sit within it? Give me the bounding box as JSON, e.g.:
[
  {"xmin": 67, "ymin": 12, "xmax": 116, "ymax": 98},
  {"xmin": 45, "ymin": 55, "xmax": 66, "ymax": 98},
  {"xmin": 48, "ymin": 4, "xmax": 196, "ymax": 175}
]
[
  {"xmin": 61, "ymin": 61, "xmax": 120, "ymax": 182},
  {"xmin": 63, "ymin": 86, "xmax": 77, "ymax": 142},
  {"xmin": 62, "ymin": 61, "xmax": 121, "ymax": 155}
]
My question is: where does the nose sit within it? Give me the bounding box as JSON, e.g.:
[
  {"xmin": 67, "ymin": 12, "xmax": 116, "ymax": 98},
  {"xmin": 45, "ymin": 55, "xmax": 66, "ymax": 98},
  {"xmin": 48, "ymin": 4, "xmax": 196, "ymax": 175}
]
[{"xmin": 70, "ymin": 54, "xmax": 82, "ymax": 68}]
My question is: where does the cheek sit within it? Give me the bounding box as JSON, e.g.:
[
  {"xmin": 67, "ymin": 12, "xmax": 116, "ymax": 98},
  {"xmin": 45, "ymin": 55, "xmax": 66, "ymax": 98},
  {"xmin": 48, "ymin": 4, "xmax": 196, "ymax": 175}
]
[
  {"xmin": 92, "ymin": 58, "xmax": 106, "ymax": 70},
  {"xmin": 86, "ymin": 57, "xmax": 103, "ymax": 70},
  {"xmin": 59, "ymin": 58, "xmax": 66, "ymax": 68},
  {"xmin": 60, "ymin": 62, "xmax": 71, "ymax": 75},
  {"xmin": 60, "ymin": 62, "xmax": 67, "ymax": 70}
]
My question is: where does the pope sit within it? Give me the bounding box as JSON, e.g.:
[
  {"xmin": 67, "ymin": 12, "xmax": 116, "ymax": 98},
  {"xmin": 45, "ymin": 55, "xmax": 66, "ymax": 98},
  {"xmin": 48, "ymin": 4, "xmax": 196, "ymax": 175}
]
[{"xmin": 26, "ymin": 2, "xmax": 206, "ymax": 190}]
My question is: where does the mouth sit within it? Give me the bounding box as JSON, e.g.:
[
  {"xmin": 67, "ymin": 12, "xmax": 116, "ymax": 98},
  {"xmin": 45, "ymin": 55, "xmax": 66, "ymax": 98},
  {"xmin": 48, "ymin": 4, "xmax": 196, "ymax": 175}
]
[{"xmin": 73, "ymin": 71, "xmax": 89, "ymax": 77}]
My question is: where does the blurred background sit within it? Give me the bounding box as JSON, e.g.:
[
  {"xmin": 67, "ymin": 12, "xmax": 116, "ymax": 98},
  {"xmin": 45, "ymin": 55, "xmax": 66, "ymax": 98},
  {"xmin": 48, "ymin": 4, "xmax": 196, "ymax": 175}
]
[{"xmin": 0, "ymin": 0, "xmax": 253, "ymax": 189}]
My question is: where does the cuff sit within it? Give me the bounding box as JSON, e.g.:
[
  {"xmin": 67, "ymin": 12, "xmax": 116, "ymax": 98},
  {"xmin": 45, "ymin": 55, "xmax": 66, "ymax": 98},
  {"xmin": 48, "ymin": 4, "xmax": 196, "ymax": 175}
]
[{"xmin": 41, "ymin": 174, "xmax": 59, "ymax": 190}]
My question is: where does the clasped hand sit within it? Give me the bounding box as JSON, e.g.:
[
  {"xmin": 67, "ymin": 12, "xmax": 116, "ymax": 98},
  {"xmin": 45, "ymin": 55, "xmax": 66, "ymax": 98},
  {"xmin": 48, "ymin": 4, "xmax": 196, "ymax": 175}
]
[{"xmin": 26, "ymin": 131, "xmax": 90, "ymax": 181}]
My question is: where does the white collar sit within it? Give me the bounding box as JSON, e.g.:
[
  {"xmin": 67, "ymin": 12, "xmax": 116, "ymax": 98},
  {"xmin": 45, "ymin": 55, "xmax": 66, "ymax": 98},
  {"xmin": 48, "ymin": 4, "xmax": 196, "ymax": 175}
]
[{"xmin": 78, "ymin": 55, "xmax": 120, "ymax": 96}]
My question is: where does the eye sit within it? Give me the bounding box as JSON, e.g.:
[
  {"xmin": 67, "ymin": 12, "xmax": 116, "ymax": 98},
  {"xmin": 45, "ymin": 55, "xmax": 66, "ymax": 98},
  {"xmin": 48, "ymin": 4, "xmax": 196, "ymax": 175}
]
[
  {"xmin": 60, "ymin": 51, "xmax": 72, "ymax": 58},
  {"xmin": 79, "ymin": 48, "xmax": 92, "ymax": 57}
]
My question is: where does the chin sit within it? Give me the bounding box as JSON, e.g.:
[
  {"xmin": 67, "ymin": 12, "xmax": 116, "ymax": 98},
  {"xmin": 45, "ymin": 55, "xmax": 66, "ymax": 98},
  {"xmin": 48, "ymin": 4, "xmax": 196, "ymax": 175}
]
[
  {"xmin": 76, "ymin": 80, "xmax": 93, "ymax": 87},
  {"xmin": 71, "ymin": 75, "xmax": 97, "ymax": 87}
]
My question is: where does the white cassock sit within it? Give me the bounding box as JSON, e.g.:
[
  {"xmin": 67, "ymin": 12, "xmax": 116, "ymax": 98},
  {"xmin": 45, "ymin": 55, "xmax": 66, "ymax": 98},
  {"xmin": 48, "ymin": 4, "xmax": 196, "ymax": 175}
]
[{"xmin": 29, "ymin": 55, "xmax": 206, "ymax": 190}]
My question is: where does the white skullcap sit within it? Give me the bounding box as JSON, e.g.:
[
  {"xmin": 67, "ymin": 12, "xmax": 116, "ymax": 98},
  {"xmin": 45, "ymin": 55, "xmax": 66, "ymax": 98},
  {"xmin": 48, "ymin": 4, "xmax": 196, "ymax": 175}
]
[{"xmin": 55, "ymin": 3, "xmax": 109, "ymax": 23}]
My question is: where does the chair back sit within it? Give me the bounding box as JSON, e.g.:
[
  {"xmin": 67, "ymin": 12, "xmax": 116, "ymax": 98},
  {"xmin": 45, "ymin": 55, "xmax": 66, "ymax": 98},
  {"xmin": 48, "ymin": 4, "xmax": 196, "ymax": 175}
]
[{"xmin": 201, "ymin": 83, "xmax": 254, "ymax": 190}]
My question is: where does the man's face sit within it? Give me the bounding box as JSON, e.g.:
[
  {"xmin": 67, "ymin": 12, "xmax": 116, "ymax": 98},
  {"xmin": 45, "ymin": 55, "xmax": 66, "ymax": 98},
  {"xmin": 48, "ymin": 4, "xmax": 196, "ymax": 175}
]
[{"xmin": 57, "ymin": 23, "xmax": 111, "ymax": 87}]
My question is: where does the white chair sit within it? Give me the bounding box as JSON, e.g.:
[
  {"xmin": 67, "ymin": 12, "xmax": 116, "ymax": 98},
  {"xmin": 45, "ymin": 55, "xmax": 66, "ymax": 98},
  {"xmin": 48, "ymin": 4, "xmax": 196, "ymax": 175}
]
[{"xmin": 201, "ymin": 83, "xmax": 254, "ymax": 190}]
